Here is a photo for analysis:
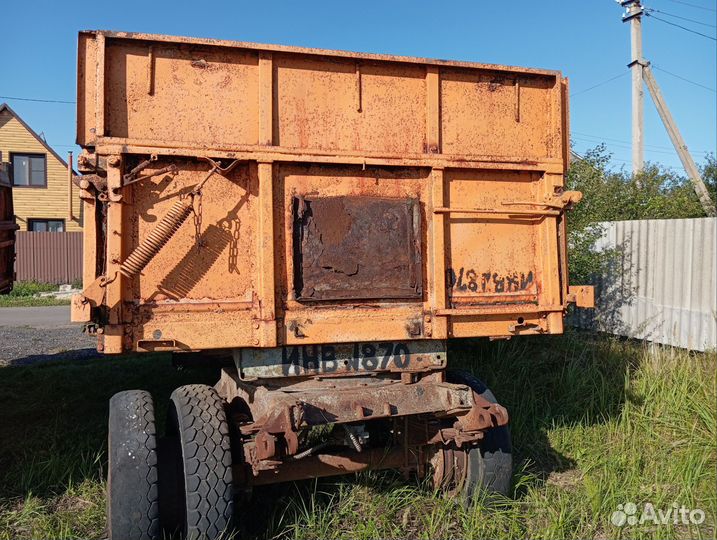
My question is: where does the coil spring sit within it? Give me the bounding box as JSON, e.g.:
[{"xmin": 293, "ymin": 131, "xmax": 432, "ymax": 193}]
[
  {"xmin": 119, "ymin": 198, "xmax": 193, "ymax": 278},
  {"xmin": 343, "ymin": 425, "xmax": 363, "ymax": 452}
]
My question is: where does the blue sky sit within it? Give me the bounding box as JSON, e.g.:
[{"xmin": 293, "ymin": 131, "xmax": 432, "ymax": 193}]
[{"xmin": 2, "ymin": 0, "xmax": 715, "ymax": 172}]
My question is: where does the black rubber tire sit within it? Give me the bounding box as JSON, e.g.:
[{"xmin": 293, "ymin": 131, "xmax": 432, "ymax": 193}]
[
  {"xmin": 167, "ymin": 384, "xmax": 234, "ymax": 540},
  {"xmin": 445, "ymin": 369, "xmax": 513, "ymax": 499},
  {"xmin": 108, "ymin": 390, "xmax": 160, "ymax": 540}
]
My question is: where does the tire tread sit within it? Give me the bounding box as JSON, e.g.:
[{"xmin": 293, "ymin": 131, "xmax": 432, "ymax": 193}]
[
  {"xmin": 108, "ymin": 390, "xmax": 160, "ymax": 540},
  {"xmin": 170, "ymin": 384, "xmax": 233, "ymax": 540}
]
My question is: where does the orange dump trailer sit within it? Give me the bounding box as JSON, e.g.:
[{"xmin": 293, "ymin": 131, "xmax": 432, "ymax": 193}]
[{"xmin": 72, "ymin": 30, "xmax": 593, "ymax": 540}]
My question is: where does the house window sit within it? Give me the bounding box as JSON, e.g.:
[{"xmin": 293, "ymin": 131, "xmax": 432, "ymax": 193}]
[
  {"xmin": 28, "ymin": 219, "xmax": 65, "ymax": 232},
  {"xmin": 11, "ymin": 153, "xmax": 47, "ymax": 187}
]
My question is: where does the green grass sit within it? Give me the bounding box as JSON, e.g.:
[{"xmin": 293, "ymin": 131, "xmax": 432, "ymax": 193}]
[
  {"xmin": 0, "ymin": 297, "xmax": 71, "ymax": 307},
  {"xmin": 0, "ymin": 333, "xmax": 714, "ymax": 539},
  {"xmin": 8, "ymin": 282, "xmax": 60, "ymax": 296},
  {"xmin": 0, "ymin": 282, "xmax": 71, "ymax": 307}
]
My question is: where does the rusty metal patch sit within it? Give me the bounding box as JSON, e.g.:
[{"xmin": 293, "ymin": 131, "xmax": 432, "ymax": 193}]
[{"xmin": 293, "ymin": 196, "xmax": 422, "ymax": 301}]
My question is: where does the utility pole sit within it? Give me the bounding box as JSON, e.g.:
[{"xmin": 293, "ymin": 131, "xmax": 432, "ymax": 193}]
[
  {"xmin": 618, "ymin": 0, "xmax": 716, "ymax": 216},
  {"xmin": 642, "ymin": 65, "xmax": 716, "ymax": 216},
  {"xmin": 621, "ymin": 0, "xmax": 644, "ymax": 174}
]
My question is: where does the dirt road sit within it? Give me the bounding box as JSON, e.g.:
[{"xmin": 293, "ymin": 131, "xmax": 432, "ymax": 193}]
[{"xmin": 0, "ymin": 306, "xmax": 98, "ymax": 366}]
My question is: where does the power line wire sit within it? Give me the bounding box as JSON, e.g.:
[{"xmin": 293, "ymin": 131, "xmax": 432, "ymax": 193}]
[
  {"xmin": 0, "ymin": 95, "xmax": 76, "ymax": 104},
  {"xmin": 645, "ymin": 13, "xmax": 717, "ymax": 40},
  {"xmin": 570, "ymin": 72, "xmax": 629, "ymax": 97},
  {"xmin": 572, "ymin": 135, "xmax": 692, "ymax": 156},
  {"xmin": 644, "ymin": 6, "xmax": 717, "ymax": 27},
  {"xmin": 652, "ymin": 64, "xmax": 716, "ymax": 92},
  {"xmin": 572, "ymin": 130, "xmax": 713, "ymax": 153},
  {"xmin": 573, "ymin": 141, "xmax": 689, "ymax": 170},
  {"xmin": 572, "ymin": 146, "xmax": 683, "ymax": 169},
  {"xmin": 660, "ymin": 0, "xmax": 717, "ymax": 12}
]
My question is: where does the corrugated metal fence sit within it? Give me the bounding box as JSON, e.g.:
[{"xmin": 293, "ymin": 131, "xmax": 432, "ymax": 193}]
[
  {"xmin": 573, "ymin": 218, "xmax": 716, "ymax": 351},
  {"xmin": 14, "ymin": 232, "xmax": 83, "ymax": 284}
]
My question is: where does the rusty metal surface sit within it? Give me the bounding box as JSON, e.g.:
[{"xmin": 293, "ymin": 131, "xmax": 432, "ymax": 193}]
[
  {"xmin": 73, "ymin": 31, "xmax": 589, "ymax": 354},
  {"xmin": 567, "ymin": 285, "xmax": 594, "ymax": 309},
  {"xmin": 430, "ymin": 446, "xmax": 468, "ymax": 496},
  {"xmin": 294, "ymin": 197, "xmax": 421, "ymax": 301},
  {"xmin": 219, "ymin": 369, "xmax": 474, "ymax": 428},
  {"xmin": 236, "ymin": 339, "xmax": 445, "ymax": 379},
  {"xmin": 79, "ymin": 32, "xmax": 563, "ymax": 161},
  {"xmin": 217, "ymin": 367, "xmax": 509, "ymax": 480},
  {"xmin": 246, "ymin": 447, "xmax": 407, "ymax": 486},
  {"xmin": 89, "ymin": 31, "xmax": 561, "ymax": 76}
]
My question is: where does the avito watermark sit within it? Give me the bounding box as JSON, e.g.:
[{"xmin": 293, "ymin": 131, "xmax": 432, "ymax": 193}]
[{"xmin": 611, "ymin": 502, "xmax": 705, "ymax": 527}]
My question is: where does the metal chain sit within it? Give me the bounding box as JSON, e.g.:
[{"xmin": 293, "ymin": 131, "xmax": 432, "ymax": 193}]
[
  {"xmin": 228, "ymin": 221, "xmax": 240, "ymax": 273},
  {"xmin": 192, "ymin": 191, "xmax": 203, "ymax": 252}
]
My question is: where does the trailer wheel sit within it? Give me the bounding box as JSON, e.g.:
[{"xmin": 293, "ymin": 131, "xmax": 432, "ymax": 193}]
[
  {"xmin": 108, "ymin": 390, "xmax": 160, "ymax": 540},
  {"xmin": 435, "ymin": 370, "xmax": 512, "ymax": 500},
  {"xmin": 166, "ymin": 384, "xmax": 234, "ymax": 540}
]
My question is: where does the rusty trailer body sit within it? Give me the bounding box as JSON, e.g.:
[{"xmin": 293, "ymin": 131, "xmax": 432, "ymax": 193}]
[
  {"xmin": 73, "ymin": 31, "xmax": 593, "ymax": 540},
  {"xmin": 0, "ymin": 164, "xmax": 17, "ymax": 294}
]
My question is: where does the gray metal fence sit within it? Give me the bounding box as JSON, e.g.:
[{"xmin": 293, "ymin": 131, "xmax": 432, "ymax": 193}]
[{"xmin": 572, "ymin": 218, "xmax": 716, "ymax": 351}]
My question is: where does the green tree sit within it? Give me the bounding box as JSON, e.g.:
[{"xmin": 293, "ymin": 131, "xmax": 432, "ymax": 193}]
[
  {"xmin": 701, "ymin": 153, "xmax": 717, "ymax": 203},
  {"xmin": 565, "ymin": 144, "xmax": 713, "ymax": 283}
]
